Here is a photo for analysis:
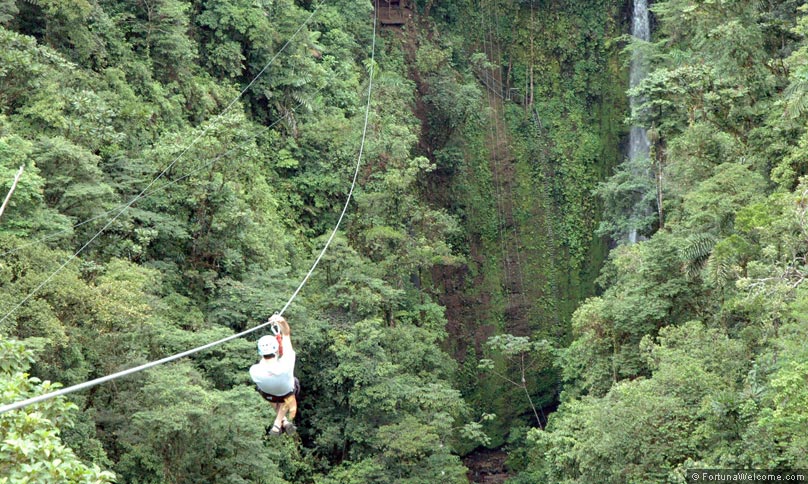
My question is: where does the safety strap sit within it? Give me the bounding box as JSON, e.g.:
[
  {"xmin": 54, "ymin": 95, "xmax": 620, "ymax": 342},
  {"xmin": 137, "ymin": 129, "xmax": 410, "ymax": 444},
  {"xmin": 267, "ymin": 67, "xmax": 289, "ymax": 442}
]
[{"xmin": 268, "ymin": 321, "xmax": 284, "ymax": 358}]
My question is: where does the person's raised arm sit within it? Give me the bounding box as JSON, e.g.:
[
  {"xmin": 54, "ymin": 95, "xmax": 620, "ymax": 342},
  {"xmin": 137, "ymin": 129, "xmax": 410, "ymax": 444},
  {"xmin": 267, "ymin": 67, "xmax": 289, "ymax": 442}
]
[{"xmin": 269, "ymin": 314, "xmax": 291, "ymax": 336}]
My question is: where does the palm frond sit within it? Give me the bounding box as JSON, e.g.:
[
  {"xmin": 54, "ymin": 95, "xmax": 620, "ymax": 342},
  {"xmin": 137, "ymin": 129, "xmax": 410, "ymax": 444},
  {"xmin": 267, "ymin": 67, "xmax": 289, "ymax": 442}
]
[{"xmin": 680, "ymin": 233, "xmax": 717, "ymax": 280}]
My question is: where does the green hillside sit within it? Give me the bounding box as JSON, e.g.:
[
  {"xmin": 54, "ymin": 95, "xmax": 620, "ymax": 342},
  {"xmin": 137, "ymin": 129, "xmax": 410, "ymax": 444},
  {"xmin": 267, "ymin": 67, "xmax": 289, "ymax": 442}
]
[{"xmin": 1, "ymin": 1, "xmax": 807, "ymax": 483}]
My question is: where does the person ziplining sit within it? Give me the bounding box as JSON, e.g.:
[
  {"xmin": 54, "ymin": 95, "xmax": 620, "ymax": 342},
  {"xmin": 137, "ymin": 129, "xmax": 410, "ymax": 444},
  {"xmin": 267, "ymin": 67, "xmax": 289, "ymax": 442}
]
[
  {"xmin": 0, "ymin": 0, "xmax": 377, "ymax": 420},
  {"xmin": 250, "ymin": 314, "xmax": 300, "ymax": 436}
]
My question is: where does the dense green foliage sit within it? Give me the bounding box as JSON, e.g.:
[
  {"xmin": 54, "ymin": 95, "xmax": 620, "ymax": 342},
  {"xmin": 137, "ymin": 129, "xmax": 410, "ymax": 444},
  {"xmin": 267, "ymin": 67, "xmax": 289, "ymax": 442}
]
[
  {"xmin": 0, "ymin": 1, "xmax": 478, "ymax": 482},
  {"xmin": 4, "ymin": 0, "xmax": 807, "ymax": 482},
  {"xmin": 0, "ymin": 338, "xmax": 114, "ymax": 483},
  {"xmin": 515, "ymin": 0, "xmax": 808, "ymax": 482},
  {"xmin": 410, "ymin": 0, "xmax": 625, "ymax": 448}
]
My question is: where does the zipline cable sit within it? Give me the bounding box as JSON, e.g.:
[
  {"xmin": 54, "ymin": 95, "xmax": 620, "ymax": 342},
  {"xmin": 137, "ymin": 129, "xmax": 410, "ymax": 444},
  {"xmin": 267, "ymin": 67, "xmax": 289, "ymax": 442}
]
[
  {"xmin": 0, "ymin": 2, "xmax": 377, "ymax": 416},
  {"xmin": 0, "ymin": 4, "xmax": 321, "ymax": 327},
  {"xmin": 479, "ymin": 0, "xmax": 513, "ymax": 313},
  {"xmin": 490, "ymin": 0, "xmax": 529, "ymax": 314},
  {"xmin": 488, "ymin": 0, "xmax": 546, "ymax": 427}
]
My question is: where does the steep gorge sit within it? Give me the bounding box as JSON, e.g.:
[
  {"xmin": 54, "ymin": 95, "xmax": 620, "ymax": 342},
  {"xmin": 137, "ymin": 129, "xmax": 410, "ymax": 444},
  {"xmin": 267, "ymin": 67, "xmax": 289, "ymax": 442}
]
[
  {"xmin": 389, "ymin": 0, "xmax": 628, "ymax": 447},
  {"xmin": 0, "ymin": 0, "xmax": 635, "ymax": 481}
]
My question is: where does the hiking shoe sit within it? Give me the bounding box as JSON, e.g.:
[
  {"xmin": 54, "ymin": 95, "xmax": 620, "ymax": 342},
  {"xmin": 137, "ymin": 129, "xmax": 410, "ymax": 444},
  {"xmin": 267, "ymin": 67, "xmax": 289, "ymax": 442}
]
[
  {"xmin": 267, "ymin": 425, "xmax": 282, "ymax": 437},
  {"xmin": 282, "ymin": 421, "xmax": 297, "ymax": 436}
]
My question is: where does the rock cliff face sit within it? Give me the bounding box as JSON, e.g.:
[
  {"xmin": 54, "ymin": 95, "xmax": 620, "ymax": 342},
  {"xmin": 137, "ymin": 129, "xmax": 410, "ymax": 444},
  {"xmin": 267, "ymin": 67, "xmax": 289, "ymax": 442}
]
[{"xmin": 387, "ymin": 0, "xmax": 627, "ymax": 445}]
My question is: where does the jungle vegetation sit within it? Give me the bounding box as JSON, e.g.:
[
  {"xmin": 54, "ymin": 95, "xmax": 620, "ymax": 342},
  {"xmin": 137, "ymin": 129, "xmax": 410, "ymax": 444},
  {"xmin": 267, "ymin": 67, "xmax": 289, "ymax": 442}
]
[{"xmin": 1, "ymin": 0, "xmax": 807, "ymax": 483}]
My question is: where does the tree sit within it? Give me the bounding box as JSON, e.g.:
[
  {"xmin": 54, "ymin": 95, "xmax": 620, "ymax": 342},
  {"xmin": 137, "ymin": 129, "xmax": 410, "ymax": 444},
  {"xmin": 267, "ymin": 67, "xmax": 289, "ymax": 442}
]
[
  {"xmin": 308, "ymin": 317, "xmax": 470, "ymax": 482},
  {"xmin": 680, "ymin": 163, "xmax": 767, "ymax": 237},
  {"xmin": 478, "ymin": 334, "xmax": 555, "ymax": 429},
  {"xmin": 526, "ymin": 322, "xmax": 748, "ymax": 483},
  {"xmin": 562, "ymin": 231, "xmax": 695, "ymax": 392},
  {"xmin": 113, "ymin": 364, "xmax": 289, "ymax": 484},
  {"xmin": 32, "ymin": 136, "xmax": 115, "ymax": 225},
  {"xmin": 0, "ymin": 337, "xmax": 115, "ymax": 483},
  {"xmin": 594, "ymin": 154, "xmax": 658, "ymax": 241}
]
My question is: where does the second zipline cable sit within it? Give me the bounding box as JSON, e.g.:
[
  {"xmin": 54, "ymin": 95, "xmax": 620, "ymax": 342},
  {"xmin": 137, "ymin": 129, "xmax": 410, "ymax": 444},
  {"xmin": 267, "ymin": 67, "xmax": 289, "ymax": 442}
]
[
  {"xmin": 0, "ymin": 3, "xmax": 321, "ymax": 326},
  {"xmin": 0, "ymin": 3, "xmax": 378, "ymax": 415}
]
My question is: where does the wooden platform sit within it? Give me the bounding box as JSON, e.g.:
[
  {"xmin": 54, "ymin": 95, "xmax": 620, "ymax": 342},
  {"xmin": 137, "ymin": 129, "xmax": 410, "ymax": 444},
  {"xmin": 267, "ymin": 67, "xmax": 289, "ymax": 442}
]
[{"xmin": 377, "ymin": 0, "xmax": 412, "ymax": 25}]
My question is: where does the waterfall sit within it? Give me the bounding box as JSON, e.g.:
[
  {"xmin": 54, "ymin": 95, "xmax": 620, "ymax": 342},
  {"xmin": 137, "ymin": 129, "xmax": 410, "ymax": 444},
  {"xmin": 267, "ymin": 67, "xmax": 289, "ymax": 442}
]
[{"xmin": 628, "ymin": 0, "xmax": 650, "ymax": 244}]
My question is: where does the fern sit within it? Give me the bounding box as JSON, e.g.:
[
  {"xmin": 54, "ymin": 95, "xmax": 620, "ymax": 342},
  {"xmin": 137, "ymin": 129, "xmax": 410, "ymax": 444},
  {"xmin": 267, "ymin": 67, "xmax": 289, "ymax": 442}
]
[
  {"xmin": 291, "ymin": 92, "xmax": 313, "ymax": 113},
  {"xmin": 680, "ymin": 233, "xmax": 716, "ymax": 262},
  {"xmin": 784, "ymin": 79, "xmax": 808, "ymax": 120},
  {"xmin": 680, "ymin": 233, "xmax": 717, "ymax": 280},
  {"xmin": 705, "ymin": 249, "xmax": 734, "ymax": 288}
]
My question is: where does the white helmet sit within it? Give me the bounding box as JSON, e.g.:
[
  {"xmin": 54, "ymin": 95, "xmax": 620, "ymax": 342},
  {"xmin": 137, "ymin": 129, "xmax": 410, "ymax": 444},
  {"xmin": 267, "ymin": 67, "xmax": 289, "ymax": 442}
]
[{"xmin": 257, "ymin": 335, "xmax": 279, "ymax": 356}]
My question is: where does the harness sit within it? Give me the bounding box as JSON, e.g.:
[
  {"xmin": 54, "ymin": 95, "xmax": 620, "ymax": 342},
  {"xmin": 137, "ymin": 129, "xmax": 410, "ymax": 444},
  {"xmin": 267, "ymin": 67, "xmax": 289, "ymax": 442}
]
[
  {"xmin": 257, "ymin": 378, "xmax": 300, "ymax": 402},
  {"xmin": 271, "ymin": 322, "xmax": 284, "ymax": 358}
]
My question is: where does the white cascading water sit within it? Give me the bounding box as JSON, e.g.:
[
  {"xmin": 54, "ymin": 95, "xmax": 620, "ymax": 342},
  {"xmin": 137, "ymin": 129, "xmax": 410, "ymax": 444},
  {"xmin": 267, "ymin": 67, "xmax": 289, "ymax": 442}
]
[{"xmin": 628, "ymin": 0, "xmax": 650, "ymax": 244}]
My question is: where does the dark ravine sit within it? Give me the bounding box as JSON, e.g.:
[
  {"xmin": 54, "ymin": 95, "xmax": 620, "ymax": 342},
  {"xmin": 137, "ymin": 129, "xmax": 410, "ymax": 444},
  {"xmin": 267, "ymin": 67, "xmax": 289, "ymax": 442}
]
[
  {"xmin": 464, "ymin": 448, "xmax": 509, "ymax": 484},
  {"xmin": 391, "ymin": 0, "xmax": 627, "ymax": 455}
]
